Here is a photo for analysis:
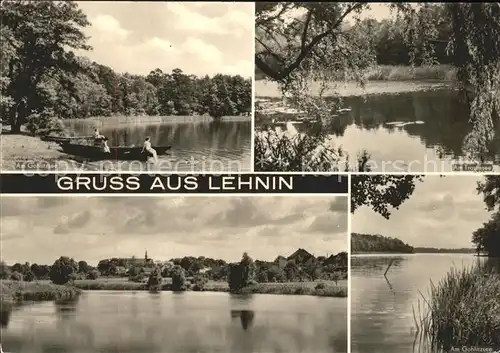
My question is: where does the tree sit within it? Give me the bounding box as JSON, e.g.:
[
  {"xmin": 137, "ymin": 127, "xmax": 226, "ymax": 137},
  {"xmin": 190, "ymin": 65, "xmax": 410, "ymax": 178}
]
[
  {"xmin": 477, "ymin": 176, "xmax": 500, "ymax": 213},
  {"xmin": 30, "ymin": 264, "xmax": 50, "ymax": 280},
  {"xmin": 77, "ymin": 261, "xmax": 89, "ymax": 274},
  {"xmin": 192, "ymin": 274, "xmax": 208, "ymax": 291},
  {"xmin": 473, "ymin": 176, "xmax": 500, "ymax": 257},
  {"xmin": 86, "ymin": 270, "xmax": 99, "ymax": 280},
  {"xmin": 147, "ymin": 267, "xmax": 163, "ymax": 291},
  {"xmin": 0, "ymin": 262, "xmax": 11, "ymax": 279},
  {"xmin": 2, "ymin": 1, "xmax": 91, "ymax": 133},
  {"xmin": 351, "ymin": 175, "xmax": 424, "ymax": 219},
  {"xmin": 171, "ymin": 265, "xmax": 186, "ymax": 291},
  {"xmin": 23, "ymin": 269, "xmax": 35, "ymax": 282},
  {"xmin": 284, "ymin": 261, "xmax": 300, "ymax": 281},
  {"xmin": 10, "ymin": 271, "xmax": 22, "ymax": 281},
  {"xmin": 49, "ymin": 256, "xmax": 78, "ymax": 285}
]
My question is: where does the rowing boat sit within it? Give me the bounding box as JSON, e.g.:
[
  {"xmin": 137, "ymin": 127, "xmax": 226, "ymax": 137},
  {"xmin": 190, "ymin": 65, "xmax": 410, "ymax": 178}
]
[{"xmin": 59, "ymin": 143, "xmax": 172, "ymax": 161}]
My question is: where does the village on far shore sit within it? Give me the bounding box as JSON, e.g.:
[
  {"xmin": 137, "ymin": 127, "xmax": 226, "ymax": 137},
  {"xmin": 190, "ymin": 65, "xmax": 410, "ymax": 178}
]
[{"xmin": 1, "ymin": 248, "xmax": 348, "ymax": 302}]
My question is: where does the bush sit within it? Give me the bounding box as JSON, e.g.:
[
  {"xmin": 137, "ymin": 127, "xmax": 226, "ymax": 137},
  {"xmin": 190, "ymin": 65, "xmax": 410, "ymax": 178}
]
[
  {"xmin": 192, "ymin": 274, "xmax": 208, "ymax": 291},
  {"xmin": 25, "ymin": 108, "xmax": 65, "ymax": 136},
  {"xmin": 86, "ymin": 270, "xmax": 99, "ymax": 280},
  {"xmin": 147, "ymin": 268, "xmax": 163, "ymax": 291},
  {"xmin": 10, "ymin": 271, "xmax": 22, "ymax": 281},
  {"xmin": 315, "ymin": 282, "xmax": 326, "ymax": 290}
]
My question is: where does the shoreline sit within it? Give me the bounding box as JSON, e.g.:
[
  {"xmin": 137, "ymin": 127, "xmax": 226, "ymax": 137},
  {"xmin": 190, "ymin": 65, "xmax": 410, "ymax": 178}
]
[
  {"xmin": 74, "ymin": 280, "xmax": 347, "ymax": 298},
  {"xmin": 255, "ymin": 79, "xmax": 454, "ymax": 99}
]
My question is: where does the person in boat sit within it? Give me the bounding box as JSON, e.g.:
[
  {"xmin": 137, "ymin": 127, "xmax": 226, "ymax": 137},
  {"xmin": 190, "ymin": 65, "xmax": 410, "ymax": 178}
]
[
  {"xmin": 93, "ymin": 128, "xmax": 106, "ymax": 146},
  {"xmin": 141, "ymin": 137, "xmax": 158, "ymax": 162},
  {"xmin": 102, "ymin": 137, "xmax": 111, "ymax": 153}
]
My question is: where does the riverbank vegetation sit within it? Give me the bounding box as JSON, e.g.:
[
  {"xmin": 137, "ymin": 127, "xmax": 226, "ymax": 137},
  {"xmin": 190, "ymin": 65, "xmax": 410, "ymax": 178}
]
[
  {"xmin": 414, "ymin": 265, "xmax": 500, "ymax": 350},
  {"xmin": 1, "ymin": 280, "xmax": 80, "ymax": 303},
  {"xmin": 1, "ymin": 1, "xmax": 251, "ymax": 136},
  {"xmin": 1, "ymin": 248, "xmax": 347, "ymax": 298},
  {"xmin": 255, "ymin": 3, "xmax": 500, "ymax": 171}
]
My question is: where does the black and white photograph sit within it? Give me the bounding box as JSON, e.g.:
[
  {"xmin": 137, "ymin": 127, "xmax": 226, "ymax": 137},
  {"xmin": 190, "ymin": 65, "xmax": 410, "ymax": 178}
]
[
  {"xmin": 0, "ymin": 196, "xmax": 348, "ymax": 353},
  {"xmin": 254, "ymin": 3, "xmax": 500, "ymax": 173},
  {"xmin": 1, "ymin": 1, "xmax": 253, "ymax": 172},
  {"xmin": 350, "ymin": 175, "xmax": 500, "ymax": 353}
]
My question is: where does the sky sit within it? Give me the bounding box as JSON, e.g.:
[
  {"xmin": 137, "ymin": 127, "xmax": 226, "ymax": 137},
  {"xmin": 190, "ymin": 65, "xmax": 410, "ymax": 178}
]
[
  {"xmin": 74, "ymin": 1, "xmax": 254, "ymax": 77},
  {"xmin": 352, "ymin": 176, "xmax": 492, "ymax": 248},
  {"xmin": 1, "ymin": 196, "xmax": 348, "ymax": 266}
]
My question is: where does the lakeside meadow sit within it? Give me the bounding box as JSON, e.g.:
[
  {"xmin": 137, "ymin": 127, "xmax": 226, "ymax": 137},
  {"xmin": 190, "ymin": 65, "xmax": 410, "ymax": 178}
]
[{"xmin": 350, "ymin": 175, "xmax": 500, "ymax": 353}]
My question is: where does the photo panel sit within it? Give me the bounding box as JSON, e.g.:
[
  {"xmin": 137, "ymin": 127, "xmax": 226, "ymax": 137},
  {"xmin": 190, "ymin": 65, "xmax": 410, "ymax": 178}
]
[
  {"xmin": 0, "ymin": 195, "xmax": 349, "ymax": 353},
  {"xmin": 1, "ymin": 1, "xmax": 254, "ymax": 172},
  {"xmin": 350, "ymin": 174, "xmax": 500, "ymax": 353},
  {"xmin": 255, "ymin": 3, "xmax": 500, "ymax": 173}
]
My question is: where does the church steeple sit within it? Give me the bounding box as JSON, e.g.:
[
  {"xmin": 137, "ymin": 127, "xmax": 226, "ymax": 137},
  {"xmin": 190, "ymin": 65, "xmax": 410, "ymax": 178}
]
[{"xmin": 145, "ymin": 249, "xmax": 148, "ymax": 261}]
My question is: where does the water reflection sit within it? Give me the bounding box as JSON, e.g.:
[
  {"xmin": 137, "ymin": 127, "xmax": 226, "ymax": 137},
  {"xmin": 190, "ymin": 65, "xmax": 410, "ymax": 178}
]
[
  {"xmin": 230, "ymin": 310, "xmax": 255, "ymax": 330},
  {"xmin": 62, "ymin": 119, "xmax": 252, "ymax": 171},
  {"xmin": 2, "ymin": 291, "xmax": 347, "ymax": 353},
  {"xmin": 258, "ymin": 90, "xmax": 500, "ymax": 171}
]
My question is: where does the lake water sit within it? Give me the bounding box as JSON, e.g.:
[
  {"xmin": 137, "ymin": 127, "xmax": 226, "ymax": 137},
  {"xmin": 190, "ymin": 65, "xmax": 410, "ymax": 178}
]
[
  {"xmin": 1, "ymin": 291, "xmax": 347, "ymax": 353},
  {"xmin": 256, "ymin": 82, "xmax": 500, "ymax": 172},
  {"xmin": 350, "ymin": 254, "xmax": 497, "ymax": 353},
  {"xmin": 61, "ymin": 117, "xmax": 251, "ymax": 172}
]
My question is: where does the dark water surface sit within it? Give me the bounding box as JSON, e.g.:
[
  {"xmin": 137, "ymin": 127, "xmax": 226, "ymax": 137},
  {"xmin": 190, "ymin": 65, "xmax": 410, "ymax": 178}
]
[
  {"xmin": 1, "ymin": 291, "xmax": 347, "ymax": 353},
  {"xmin": 350, "ymin": 254, "xmax": 497, "ymax": 353},
  {"xmin": 258, "ymin": 89, "xmax": 500, "ymax": 172},
  {"xmin": 61, "ymin": 117, "xmax": 251, "ymax": 171}
]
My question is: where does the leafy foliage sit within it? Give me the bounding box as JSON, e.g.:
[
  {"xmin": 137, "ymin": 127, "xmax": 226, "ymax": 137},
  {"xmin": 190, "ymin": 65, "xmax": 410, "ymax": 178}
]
[
  {"xmin": 171, "ymin": 265, "xmax": 187, "ymax": 291},
  {"xmin": 473, "ymin": 176, "xmax": 500, "ymax": 257},
  {"xmin": 49, "ymin": 256, "xmax": 78, "ymax": 285},
  {"xmin": 146, "ymin": 267, "xmax": 163, "ymax": 291},
  {"xmin": 351, "ymin": 175, "xmax": 424, "ymax": 219}
]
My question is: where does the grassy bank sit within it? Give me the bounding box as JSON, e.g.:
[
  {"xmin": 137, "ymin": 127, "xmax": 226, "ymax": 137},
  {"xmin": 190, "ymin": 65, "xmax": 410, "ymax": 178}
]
[
  {"xmin": 73, "ymin": 278, "xmax": 346, "ymax": 297},
  {"xmin": 1, "ymin": 280, "xmax": 81, "ymax": 303},
  {"xmin": 414, "ymin": 265, "xmax": 500, "ymax": 349},
  {"xmin": 0, "ymin": 133, "xmax": 67, "ymax": 171},
  {"xmin": 236, "ymin": 281, "xmax": 347, "ymax": 297}
]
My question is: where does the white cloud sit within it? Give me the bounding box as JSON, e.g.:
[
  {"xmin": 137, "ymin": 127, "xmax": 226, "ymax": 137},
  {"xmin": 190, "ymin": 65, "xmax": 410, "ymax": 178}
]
[
  {"xmin": 182, "ymin": 37, "xmax": 222, "ymax": 63},
  {"xmin": 1, "ymin": 196, "xmax": 348, "ymax": 265},
  {"xmin": 89, "ymin": 14, "xmax": 130, "ymax": 42},
  {"xmin": 168, "ymin": 3, "xmax": 253, "ymax": 37}
]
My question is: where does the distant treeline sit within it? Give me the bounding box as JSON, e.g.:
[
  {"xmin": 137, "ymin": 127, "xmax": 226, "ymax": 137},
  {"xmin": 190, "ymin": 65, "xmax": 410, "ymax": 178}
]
[
  {"xmin": 351, "ymin": 233, "xmax": 414, "ymax": 253},
  {"xmin": 352, "ymin": 233, "xmax": 477, "ymax": 254},
  {"xmin": 256, "ymin": 7, "xmax": 452, "ymax": 80},
  {"xmin": 1, "ymin": 1, "xmax": 251, "ymax": 134},
  {"xmin": 414, "ymin": 247, "xmax": 476, "ymax": 254}
]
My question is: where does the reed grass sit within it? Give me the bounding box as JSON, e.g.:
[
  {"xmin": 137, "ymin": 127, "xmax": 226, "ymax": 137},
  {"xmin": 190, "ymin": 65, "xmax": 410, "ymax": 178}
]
[
  {"xmin": 1, "ymin": 280, "xmax": 81, "ymax": 302},
  {"xmin": 413, "ymin": 265, "xmax": 500, "ymax": 351},
  {"xmin": 236, "ymin": 282, "xmax": 347, "ymax": 297}
]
